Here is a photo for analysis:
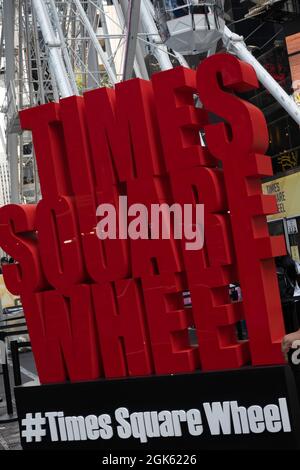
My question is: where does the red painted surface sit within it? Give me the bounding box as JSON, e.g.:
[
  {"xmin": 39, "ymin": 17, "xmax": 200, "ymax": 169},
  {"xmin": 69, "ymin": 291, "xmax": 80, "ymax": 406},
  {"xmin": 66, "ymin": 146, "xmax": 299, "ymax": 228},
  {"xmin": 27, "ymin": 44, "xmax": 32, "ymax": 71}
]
[{"xmin": 0, "ymin": 54, "xmax": 286, "ymax": 383}]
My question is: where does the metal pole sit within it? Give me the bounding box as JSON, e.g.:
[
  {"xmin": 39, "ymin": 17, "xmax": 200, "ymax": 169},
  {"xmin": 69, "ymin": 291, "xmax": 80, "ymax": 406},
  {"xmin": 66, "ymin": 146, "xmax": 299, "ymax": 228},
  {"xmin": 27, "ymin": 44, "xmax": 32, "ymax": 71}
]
[
  {"xmin": 7, "ymin": 135, "xmax": 19, "ymax": 204},
  {"xmin": 0, "ymin": 124, "xmax": 6, "ymax": 154},
  {"xmin": 0, "ymin": 334, "xmax": 13, "ymax": 416},
  {"xmin": 24, "ymin": 0, "xmax": 35, "ymax": 106},
  {"xmin": 0, "ymin": 25, "xmax": 4, "ymax": 70},
  {"xmin": 32, "ymin": 0, "xmax": 74, "ymax": 97},
  {"xmin": 18, "ymin": 0, "xmax": 24, "ymax": 203},
  {"xmin": 87, "ymin": 1, "xmax": 101, "ymax": 88},
  {"xmin": 3, "ymin": 0, "xmax": 15, "ymax": 90},
  {"xmin": 48, "ymin": 0, "xmax": 79, "ymax": 95},
  {"xmin": 140, "ymin": 0, "xmax": 173, "ymax": 71},
  {"xmin": 122, "ymin": 0, "xmax": 141, "ymax": 81},
  {"xmin": 98, "ymin": 0, "xmax": 117, "ymax": 75},
  {"xmin": 73, "ymin": 0, "xmax": 117, "ymax": 85},
  {"xmin": 223, "ymin": 26, "xmax": 300, "ymax": 127},
  {"xmin": 10, "ymin": 340, "xmax": 22, "ymax": 387},
  {"xmin": 18, "ymin": 0, "xmax": 24, "ymax": 111},
  {"xmin": 2, "ymin": 362, "xmax": 13, "ymax": 416},
  {"xmin": 23, "ymin": 0, "xmax": 40, "ymax": 202},
  {"xmin": 80, "ymin": 20, "xmax": 87, "ymax": 90},
  {"xmin": 3, "ymin": 0, "xmax": 20, "ymax": 204},
  {"xmin": 48, "ymin": 61, "xmax": 60, "ymax": 102},
  {"xmin": 116, "ymin": 0, "xmax": 149, "ymax": 79},
  {"xmin": 71, "ymin": 4, "xmax": 76, "ymax": 72},
  {"xmin": 32, "ymin": 151, "xmax": 40, "ymax": 202},
  {"xmin": 173, "ymin": 50, "xmax": 189, "ymax": 67},
  {"xmin": 32, "ymin": 7, "xmax": 46, "ymax": 104},
  {"xmin": 283, "ymin": 218, "xmax": 291, "ymax": 255}
]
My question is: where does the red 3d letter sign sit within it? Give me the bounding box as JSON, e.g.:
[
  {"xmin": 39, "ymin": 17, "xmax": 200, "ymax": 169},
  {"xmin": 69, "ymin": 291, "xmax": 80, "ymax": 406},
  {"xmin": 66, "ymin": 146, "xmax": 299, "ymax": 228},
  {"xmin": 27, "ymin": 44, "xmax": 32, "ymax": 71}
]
[{"xmin": 0, "ymin": 54, "xmax": 287, "ymax": 384}]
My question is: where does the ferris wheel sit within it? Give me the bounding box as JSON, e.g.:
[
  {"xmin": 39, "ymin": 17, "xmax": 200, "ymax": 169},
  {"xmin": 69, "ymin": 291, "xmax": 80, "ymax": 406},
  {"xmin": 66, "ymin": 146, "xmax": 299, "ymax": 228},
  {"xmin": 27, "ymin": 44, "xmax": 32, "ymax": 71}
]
[
  {"xmin": 0, "ymin": 0, "xmax": 299, "ymax": 205},
  {"xmin": 154, "ymin": 0, "xmax": 225, "ymax": 54}
]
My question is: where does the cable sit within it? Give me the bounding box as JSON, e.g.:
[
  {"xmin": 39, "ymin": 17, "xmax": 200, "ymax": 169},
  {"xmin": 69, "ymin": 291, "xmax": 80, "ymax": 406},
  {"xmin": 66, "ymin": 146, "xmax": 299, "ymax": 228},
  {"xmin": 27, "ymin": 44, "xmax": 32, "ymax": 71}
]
[
  {"xmin": 257, "ymin": 27, "xmax": 284, "ymax": 54},
  {"xmin": 244, "ymin": 21, "xmax": 265, "ymax": 42},
  {"xmin": 227, "ymin": 16, "xmax": 255, "ymax": 26}
]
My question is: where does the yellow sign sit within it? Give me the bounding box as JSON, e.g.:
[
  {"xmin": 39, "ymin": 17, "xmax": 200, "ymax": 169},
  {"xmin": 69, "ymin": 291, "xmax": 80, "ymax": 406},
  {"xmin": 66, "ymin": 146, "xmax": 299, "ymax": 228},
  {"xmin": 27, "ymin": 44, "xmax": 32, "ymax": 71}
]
[
  {"xmin": 294, "ymin": 91, "xmax": 300, "ymax": 106},
  {"xmin": 276, "ymin": 151, "xmax": 298, "ymax": 172},
  {"xmin": 291, "ymin": 245, "xmax": 300, "ymax": 262},
  {"xmin": 0, "ymin": 274, "xmax": 20, "ymax": 309},
  {"xmin": 262, "ymin": 172, "xmax": 300, "ymax": 221}
]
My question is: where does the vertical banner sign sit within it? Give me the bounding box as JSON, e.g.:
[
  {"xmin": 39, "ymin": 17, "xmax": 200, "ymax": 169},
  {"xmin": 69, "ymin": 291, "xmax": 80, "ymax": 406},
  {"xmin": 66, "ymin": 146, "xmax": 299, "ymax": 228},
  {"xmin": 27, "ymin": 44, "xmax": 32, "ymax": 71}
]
[{"xmin": 262, "ymin": 172, "xmax": 300, "ymax": 221}]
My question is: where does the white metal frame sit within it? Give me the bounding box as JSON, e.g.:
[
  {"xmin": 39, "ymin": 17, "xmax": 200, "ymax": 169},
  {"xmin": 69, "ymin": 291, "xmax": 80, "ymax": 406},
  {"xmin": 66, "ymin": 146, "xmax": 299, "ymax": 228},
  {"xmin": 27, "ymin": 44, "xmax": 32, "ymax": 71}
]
[{"xmin": 1, "ymin": 0, "xmax": 300, "ymax": 206}]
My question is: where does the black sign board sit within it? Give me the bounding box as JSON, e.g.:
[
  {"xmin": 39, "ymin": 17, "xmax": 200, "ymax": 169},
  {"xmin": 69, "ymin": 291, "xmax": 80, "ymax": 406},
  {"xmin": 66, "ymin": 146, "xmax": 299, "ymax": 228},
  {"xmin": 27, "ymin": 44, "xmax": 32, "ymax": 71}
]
[{"xmin": 15, "ymin": 365, "xmax": 300, "ymax": 450}]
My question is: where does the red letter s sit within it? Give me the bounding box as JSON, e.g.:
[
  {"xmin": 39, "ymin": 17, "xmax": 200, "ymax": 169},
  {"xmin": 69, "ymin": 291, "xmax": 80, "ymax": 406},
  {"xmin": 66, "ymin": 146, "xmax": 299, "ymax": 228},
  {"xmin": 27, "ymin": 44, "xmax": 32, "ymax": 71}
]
[{"xmin": 0, "ymin": 204, "xmax": 46, "ymax": 294}]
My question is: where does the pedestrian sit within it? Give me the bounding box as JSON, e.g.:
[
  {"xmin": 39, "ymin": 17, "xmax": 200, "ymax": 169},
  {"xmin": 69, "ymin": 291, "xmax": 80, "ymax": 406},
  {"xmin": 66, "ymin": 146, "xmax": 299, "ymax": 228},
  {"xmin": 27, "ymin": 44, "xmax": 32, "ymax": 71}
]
[{"xmin": 279, "ymin": 254, "xmax": 300, "ymax": 359}]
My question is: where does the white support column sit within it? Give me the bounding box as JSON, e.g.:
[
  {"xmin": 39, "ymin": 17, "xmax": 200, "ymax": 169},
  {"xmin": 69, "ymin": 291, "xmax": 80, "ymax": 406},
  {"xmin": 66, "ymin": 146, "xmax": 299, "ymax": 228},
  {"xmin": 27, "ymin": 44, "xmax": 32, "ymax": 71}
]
[
  {"xmin": 122, "ymin": 0, "xmax": 141, "ymax": 81},
  {"xmin": 73, "ymin": 0, "xmax": 118, "ymax": 85},
  {"xmin": 87, "ymin": 2, "xmax": 101, "ymax": 89},
  {"xmin": 7, "ymin": 135, "xmax": 19, "ymax": 204},
  {"xmin": 3, "ymin": 0, "xmax": 19, "ymax": 204},
  {"xmin": 98, "ymin": 0, "xmax": 117, "ymax": 76},
  {"xmin": 48, "ymin": 0, "xmax": 79, "ymax": 95},
  {"xmin": 3, "ymin": 0, "xmax": 15, "ymax": 90},
  {"xmin": 32, "ymin": 0, "xmax": 74, "ymax": 97},
  {"xmin": 19, "ymin": 0, "xmax": 24, "ymax": 203},
  {"xmin": 173, "ymin": 51, "xmax": 189, "ymax": 67},
  {"xmin": 140, "ymin": 0, "xmax": 173, "ymax": 71},
  {"xmin": 118, "ymin": 0, "xmax": 149, "ymax": 79},
  {"xmin": 223, "ymin": 26, "xmax": 300, "ymax": 126}
]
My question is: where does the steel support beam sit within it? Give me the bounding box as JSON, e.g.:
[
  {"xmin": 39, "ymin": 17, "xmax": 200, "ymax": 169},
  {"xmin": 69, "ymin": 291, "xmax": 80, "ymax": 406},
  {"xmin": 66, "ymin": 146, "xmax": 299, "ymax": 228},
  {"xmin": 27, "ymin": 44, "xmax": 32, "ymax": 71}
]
[
  {"xmin": 118, "ymin": 0, "xmax": 149, "ymax": 79},
  {"xmin": 7, "ymin": 135, "xmax": 19, "ymax": 204},
  {"xmin": 73, "ymin": 0, "xmax": 118, "ymax": 84},
  {"xmin": 3, "ymin": 0, "xmax": 15, "ymax": 90},
  {"xmin": 3, "ymin": 0, "xmax": 19, "ymax": 203},
  {"xmin": 122, "ymin": 0, "xmax": 141, "ymax": 81},
  {"xmin": 48, "ymin": 0, "xmax": 79, "ymax": 95},
  {"xmin": 223, "ymin": 26, "xmax": 300, "ymax": 126},
  {"xmin": 98, "ymin": 0, "xmax": 117, "ymax": 76},
  {"xmin": 140, "ymin": 0, "xmax": 173, "ymax": 71},
  {"xmin": 32, "ymin": 0, "xmax": 74, "ymax": 97},
  {"xmin": 87, "ymin": 1, "xmax": 101, "ymax": 88}
]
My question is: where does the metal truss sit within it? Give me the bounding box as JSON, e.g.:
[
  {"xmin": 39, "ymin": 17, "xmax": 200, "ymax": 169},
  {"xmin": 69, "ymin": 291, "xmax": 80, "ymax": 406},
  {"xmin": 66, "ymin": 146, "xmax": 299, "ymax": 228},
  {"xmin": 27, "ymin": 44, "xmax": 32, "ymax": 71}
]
[{"xmin": 0, "ymin": 0, "xmax": 299, "ymax": 205}]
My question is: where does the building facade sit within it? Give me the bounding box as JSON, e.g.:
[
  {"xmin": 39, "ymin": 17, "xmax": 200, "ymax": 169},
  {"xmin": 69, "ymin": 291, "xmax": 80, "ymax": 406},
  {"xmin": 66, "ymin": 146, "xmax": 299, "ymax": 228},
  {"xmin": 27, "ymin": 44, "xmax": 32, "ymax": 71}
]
[{"xmin": 229, "ymin": 0, "xmax": 300, "ymax": 262}]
